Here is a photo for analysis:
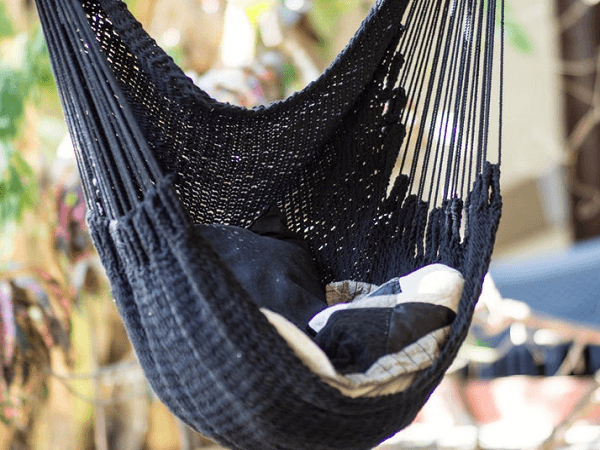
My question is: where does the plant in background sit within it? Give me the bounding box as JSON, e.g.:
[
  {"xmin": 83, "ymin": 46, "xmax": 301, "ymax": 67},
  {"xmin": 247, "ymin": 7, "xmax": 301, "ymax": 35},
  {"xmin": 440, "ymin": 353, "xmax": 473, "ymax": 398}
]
[
  {"xmin": 502, "ymin": 1, "xmax": 535, "ymax": 55},
  {"xmin": 0, "ymin": 4, "xmax": 87, "ymax": 446},
  {"xmin": 0, "ymin": 3, "xmax": 58, "ymax": 237},
  {"xmin": 308, "ymin": 0, "xmax": 369, "ymax": 58}
]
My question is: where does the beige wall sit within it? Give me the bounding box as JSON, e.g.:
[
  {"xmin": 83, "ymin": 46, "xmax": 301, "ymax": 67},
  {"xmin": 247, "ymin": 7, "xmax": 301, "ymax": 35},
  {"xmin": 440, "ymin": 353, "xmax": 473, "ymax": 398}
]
[{"xmin": 493, "ymin": 0, "xmax": 572, "ymax": 259}]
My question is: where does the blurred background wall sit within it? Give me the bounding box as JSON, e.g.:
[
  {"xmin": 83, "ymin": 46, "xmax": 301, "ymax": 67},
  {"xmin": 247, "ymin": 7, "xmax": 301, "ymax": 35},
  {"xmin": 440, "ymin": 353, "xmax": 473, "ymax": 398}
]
[{"xmin": 493, "ymin": 0, "xmax": 570, "ymax": 258}]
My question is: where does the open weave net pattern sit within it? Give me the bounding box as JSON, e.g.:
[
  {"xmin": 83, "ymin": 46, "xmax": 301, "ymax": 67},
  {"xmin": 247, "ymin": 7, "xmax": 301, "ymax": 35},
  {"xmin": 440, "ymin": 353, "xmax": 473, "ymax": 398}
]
[{"xmin": 35, "ymin": 0, "xmax": 503, "ymax": 448}]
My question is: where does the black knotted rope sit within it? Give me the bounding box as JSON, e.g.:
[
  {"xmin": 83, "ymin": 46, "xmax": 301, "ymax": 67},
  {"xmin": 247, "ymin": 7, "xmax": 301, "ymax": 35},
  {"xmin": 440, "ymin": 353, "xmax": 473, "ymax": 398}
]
[{"xmin": 34, "ymin": 0, "xmax": 504, "ymax": 449}]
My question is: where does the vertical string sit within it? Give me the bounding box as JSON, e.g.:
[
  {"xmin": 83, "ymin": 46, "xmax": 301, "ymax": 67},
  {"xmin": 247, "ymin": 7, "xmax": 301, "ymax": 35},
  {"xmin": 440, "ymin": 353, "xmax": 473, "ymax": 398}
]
[
  {"xmin": 394, "ymin": 0, "xmax": 501, "ymax": 212},
  {"xmin": 498, "ymin": 0, "xmax": 505, "ymax": 166},
  {"xmin": 463, "ymin": 0, "xmax": 486, "ymax": 201},
  {"xmin": 399, "ymin": 0, "xmax": 445, "ymax": 178}
]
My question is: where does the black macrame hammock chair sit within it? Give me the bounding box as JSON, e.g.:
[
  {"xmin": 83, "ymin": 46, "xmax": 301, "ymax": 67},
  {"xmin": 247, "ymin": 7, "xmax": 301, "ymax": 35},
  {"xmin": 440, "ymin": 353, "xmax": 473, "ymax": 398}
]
[{"xmin": 35, "ymin": 0, "xmax": 503, "ymax": 448}]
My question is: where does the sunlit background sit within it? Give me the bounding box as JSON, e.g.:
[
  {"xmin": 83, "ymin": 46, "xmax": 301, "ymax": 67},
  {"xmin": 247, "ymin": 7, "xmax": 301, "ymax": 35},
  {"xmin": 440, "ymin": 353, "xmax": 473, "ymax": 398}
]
[{"xmin": 0, "ymin": 0, "xmax": 599, "ymax": 449}]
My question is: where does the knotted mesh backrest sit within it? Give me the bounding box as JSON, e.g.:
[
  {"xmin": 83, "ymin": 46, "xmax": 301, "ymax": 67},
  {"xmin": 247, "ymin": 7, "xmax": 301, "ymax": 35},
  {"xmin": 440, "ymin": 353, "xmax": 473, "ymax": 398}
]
[
  {"xmin": 39, "ymin": 0, "xmax": 502, "ymax": 283},
  {"xmin": 34, "ymin": 0, "xmax": 504, "ymax": 448}
]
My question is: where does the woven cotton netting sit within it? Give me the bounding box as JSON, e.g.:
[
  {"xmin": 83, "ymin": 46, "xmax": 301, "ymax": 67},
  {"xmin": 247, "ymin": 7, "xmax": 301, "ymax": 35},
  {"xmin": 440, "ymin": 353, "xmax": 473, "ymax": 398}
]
[
  {"xmin": 34, "ymin": 0, "xmax": 503, "ymax": 448},
  {"xmin": 40, "ymin": 0, "xmax": 502, "ymax": 285}
]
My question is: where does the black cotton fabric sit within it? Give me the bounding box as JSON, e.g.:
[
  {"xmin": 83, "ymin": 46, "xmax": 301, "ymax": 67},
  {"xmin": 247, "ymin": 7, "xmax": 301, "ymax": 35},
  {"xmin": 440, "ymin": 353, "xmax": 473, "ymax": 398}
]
[
  {"xmin": 195, "ymin": 205, "xmax": 326, "ymax": 329},
  {"xmin": 315, "ymin": 303, "xmax": 456, "ymax": 373}
]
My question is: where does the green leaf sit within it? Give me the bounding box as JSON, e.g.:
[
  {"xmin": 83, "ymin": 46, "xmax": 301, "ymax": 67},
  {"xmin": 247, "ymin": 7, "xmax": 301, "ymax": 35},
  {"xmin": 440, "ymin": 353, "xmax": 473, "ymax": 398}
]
[
  {"xmin": 0, "ymin": 147, "xmax": 38, "ymax": 229},
  {"xmin": 0, "ymin": 69, "xmax": 25, "ymax": 140},
  {"xmin": 502, "ymin": 1, "xmax": 535, "ymax": 55},
  {"xmin": 309, "ymin": 0, "xmax": 362, "ymax": 57},
  {"xmin": 506, "ymin": 21, "xmax": 534, "ymax": 54},
  {"xmin": 0, "ymin": 3, "xmax": 15, "ymax": 40},
  {"xmin": 281, "ymin": 62, "xmax": 298, "ymax": 88},
  {"xmin": 25, "ymin": 29, "xmax": 56, "ymax": 92},
  {"xmin": 64, "ymin": 192, "xmax": 79, "ymax": 209},
  {"xmin": 16, "ymin": 27, "xmax": 57, "ymax": 107},
  {"xmin": 11, "ymin": 151, "xmax": 33, "ymax": 177}
]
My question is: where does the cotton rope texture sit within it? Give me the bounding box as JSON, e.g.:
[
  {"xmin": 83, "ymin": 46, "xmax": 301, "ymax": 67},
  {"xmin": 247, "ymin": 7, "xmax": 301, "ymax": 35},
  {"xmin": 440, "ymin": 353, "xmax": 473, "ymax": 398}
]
[{"xmin": 34, "ymin": 0, "xmax": 504, "ymax": 449}]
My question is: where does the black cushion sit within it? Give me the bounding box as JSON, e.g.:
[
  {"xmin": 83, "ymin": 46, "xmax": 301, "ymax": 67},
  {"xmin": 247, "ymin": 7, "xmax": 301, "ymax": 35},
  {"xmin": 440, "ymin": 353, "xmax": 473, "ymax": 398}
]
[
  {"xmin": 195, "ymin": 205, "xmax": 327, "ymax": 329},
  {"xmin": 314, "ymin": 302, "xmax": 456, "ymax": 374}
]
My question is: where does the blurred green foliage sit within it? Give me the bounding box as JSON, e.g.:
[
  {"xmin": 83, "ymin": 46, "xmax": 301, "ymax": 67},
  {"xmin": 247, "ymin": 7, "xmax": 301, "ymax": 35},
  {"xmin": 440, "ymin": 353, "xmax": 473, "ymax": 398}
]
[
  {"xmin": 309, "ymin": 0, "xmax": 367, "ymax": 58},
  {"xmin": 503, "ymin": 2, "xmax": 535, "ymax": 55},
  {"xmin": 0, "ymin": 8, "xmax": 56, "ymax": 231},
  {"xmin": 0, "ymin": 3, "xmax": 15, "ymax": 39}
]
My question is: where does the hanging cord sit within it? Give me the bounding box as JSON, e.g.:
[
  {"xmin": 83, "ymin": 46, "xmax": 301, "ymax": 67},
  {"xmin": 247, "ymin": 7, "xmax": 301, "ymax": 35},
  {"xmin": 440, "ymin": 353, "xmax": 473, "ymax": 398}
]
[
  {"xmin": 395, "ymin": 0, "xmax": 501, "ymax": 210},
  {"xmin": 399, "ymin": 0, "xmax": 504, "ymax": 206},
  {"xmin": 37, "ymin": 0, "xmax": 165, "ymax": 218},
  {"xmin": 498, "ymin": 0, "xmax": 505, "ymax": 167},
  {"xmin": 398, "ymin": 0, "xmax": 445, "ymax": 179},
  {"xmin": 63, "ymin": 0, "xmax": 165, "ymax": 207}
]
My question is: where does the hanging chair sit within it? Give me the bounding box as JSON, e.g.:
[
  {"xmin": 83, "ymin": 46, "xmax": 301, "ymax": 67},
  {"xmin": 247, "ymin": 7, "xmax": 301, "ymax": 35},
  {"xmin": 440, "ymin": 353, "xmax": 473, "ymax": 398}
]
[{"xmin": 34, "ymin": 0, "xmax": 504, "ymax": 448}]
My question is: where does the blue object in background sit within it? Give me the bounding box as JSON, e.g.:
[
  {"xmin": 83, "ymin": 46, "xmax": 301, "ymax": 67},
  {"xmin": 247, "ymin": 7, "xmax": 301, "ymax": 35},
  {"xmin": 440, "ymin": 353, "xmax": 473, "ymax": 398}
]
[
  {"xmin": 490, "ymin": 236, "xmax": 600, "ymax": 329},
  {"xmin": 468, "ymin": 237, "xmax": 600, "ymax": 378}
]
